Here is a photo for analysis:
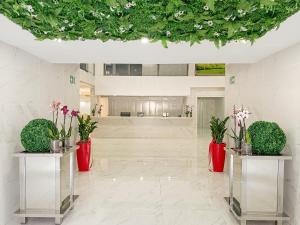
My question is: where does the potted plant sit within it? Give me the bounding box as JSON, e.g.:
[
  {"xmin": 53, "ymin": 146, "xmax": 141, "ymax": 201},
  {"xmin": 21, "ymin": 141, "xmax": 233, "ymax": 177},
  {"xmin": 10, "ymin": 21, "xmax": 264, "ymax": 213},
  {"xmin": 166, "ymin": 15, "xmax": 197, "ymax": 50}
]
[
  {"xmin": 229, "ymin": 106, "xmax": 250, "ymax": 152},
  {"xmin": 48, "ymin": 101, "xmax": 61, "ymax": 152},
  {"xmin": 248, "ymin": 121, "xmax": 286, "ymax": 155},
  {"xmin": 77, "ymin": 115, "xmax": 98, "ymax": 171},
  {"xmin": 60, "ymin": 105, "xmax": 79, "ymax": 148},
  {"xmin": 209, "ymin": 116, "xmax": 229, "ymax": 172}
]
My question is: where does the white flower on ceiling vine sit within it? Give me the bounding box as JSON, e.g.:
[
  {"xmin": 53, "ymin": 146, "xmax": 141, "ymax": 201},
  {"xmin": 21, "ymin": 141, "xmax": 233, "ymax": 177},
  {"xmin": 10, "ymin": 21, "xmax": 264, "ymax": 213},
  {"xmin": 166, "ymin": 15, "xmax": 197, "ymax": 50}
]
[
  {"xmin": 150, "ymin": 15, "xmax": 157, "ymax": 20},
  {"xmin": 53, "ymin": 0, "xmax": 59, "ymax": 5},
  {"xmin": 174, "ymin": 11, "xmax": 184, "ymax": 18},
  {"xmin": 119, "ymin": 26, "xmax": 126, "ymax": 33},
  {"xmin": 166, "ymin": 31, "xmax": 171, "ymax": 37},
  {"xmin": 224, "ymin": 15, "xmax": 231, "ymax": 21},
  {"xmin": 238, "ymin": 9, "xmax": 246, "ymax": 16},
  {"xmin": 22, "ymin": 4, "xmax": 34, "ymax": 13},
  {"xmin": 207, "ymin": 21, "xmax": 213, "ymax": 26},
  {"xmin": 214, "ymin": 32, "xmax": 220, "ymax": 37},
  {"xmin": 59, "ymin": 27, "xmax": 65, "ymax": 32},
  {"xmin": 68, "ymin": 23, "xmax": 74, "ymax": 27},
  {"xmin": 240, "ymin": 26, "xmax": 248, "ymax": 32},
  {"xmin": 64, "ymin": 20, "xmax": 69, "ymax": 24},
  {"xmin": 125, "ymin": 1, "xmax": 136, "ymax": 9},
  {"xmin": 94, "ymin": 29, "xmax": 103, "ymax": 35},
  {"xmin": 203, "ymin": 5, "xmax": 209, "ymax": 10},
  {"xmin": 194, "ymin": 24, "xmax": 203, "ymax": 30}
]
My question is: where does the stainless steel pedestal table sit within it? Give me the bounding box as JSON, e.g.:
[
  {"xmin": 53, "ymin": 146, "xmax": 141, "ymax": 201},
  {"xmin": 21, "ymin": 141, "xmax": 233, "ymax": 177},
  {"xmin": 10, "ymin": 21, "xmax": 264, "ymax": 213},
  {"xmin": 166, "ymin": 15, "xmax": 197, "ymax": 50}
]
[
  {"xmin": 225, "ymin": 150, "xmax": 291, "ymax": 225},
  {"xmin": 14, "ymin": 147, "xmax": 78, "ymax": 224}
]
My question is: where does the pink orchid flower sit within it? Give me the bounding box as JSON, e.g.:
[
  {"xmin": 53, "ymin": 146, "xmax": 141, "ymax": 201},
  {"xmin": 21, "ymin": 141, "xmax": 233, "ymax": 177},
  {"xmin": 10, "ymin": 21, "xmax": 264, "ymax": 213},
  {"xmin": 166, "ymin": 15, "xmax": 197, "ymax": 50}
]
[
  {"xmin": 71, "ymin": 110, "xmax": 80, "ymax": 117},
  {"xmin": 50, "ymin": 100, "xmax": 61, "ymax": 112},
  {"xmin": 61, "ymin": 105, "xmax": 69, "ymax": 115}
]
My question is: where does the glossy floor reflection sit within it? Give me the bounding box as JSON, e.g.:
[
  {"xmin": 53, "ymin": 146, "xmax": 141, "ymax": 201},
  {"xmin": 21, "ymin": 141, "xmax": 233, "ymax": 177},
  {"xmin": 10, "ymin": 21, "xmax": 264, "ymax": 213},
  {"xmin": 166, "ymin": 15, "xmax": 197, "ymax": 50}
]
[{"xmin": 12, "ymin": 130, "xmax": 274, "ymax": 225}]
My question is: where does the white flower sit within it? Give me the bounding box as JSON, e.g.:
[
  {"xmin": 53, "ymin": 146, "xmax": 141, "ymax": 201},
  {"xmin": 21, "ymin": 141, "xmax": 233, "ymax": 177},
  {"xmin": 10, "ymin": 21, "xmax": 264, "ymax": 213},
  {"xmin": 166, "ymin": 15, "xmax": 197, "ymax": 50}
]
[
  {"xmin": 39, "ymin": 2, "xmax": 45, "ymax": 7},
  {"xmin": 214, "ymin": 32, "xmax": 220, "ymax": 37},
  {"xmin": 22, "ymin": 4, "xmax": 34, "ymax": 13},
  {"xmin": 128, "ymin": 24, "xmax": 133, "ymax": 29},
  {"xmin": 207, "ymin": 20, "xmax": 213, "ymax": 26},
  {"xmin": 68, "ymin": 23, "xmax": 74, "ymax": 27},
  {"xmin": 125, "ymin": 1, "xmax": 136, "ymax": 9},
  {"xmin": 150, "ymin": 15, "xmax": 157, "ymax": 20},
  {"xmin": 166, "ymin": 31, "xmax": 171, "ymax": 37},
  {"xmin": 238, "ymin": 9, "xmax": 243, "ymax": 14},
  {"xmin": 224, "ymin": 15, "xmax": 231, "ymax": 21},
  {"xmin": 231, "ymin": 16, "xmax": 236, "ymax": 21},
  {"xmin": 59, "ymin": 27, "xmax": 65, "ymax": 32},
  {"xmin": 119, "ymin": 26, "xmax": 126, "ymax": 33},
  {"xmin": 64, "ymin": 19, "xmax": 69, "ymax": 23},
  {"xmin": 174, "ymin": 11, "xmax": 184, "ymax": 18},
  {"xmin": 94, "ymin": 29, "xmax": 102, "ymax": 35},
  {"xmin": 203, "ymin": 5, "xmax": 209, "ymax": 10},
  {"xmin": 240, "ymin": 26, "xmax": 248, "ymax": 32},
  {"xmin": 194, "ymin": 24, "xmax": 203, "ymax": 30}
]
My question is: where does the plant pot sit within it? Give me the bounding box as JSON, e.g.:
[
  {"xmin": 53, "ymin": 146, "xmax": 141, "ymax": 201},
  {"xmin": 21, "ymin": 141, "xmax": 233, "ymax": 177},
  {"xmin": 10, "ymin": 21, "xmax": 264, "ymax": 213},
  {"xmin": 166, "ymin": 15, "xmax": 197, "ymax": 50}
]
[
  {"xmin": 50, "ymin": 140, "xmax": 61, "ymax": 153},
  {"xmin": 241, "ymin": 143, "xmax": 252, "ymax": 155},
  {"xmin": 211, "ymin": 143, "xmax": 226, "ymax": 172},
  {"xmin": 62, "ymin": 138, "xmax": 73, "ymax": 148},
  {"xmin": 76, "ymin": 139, "xmax": 91, "ymax": 172}
]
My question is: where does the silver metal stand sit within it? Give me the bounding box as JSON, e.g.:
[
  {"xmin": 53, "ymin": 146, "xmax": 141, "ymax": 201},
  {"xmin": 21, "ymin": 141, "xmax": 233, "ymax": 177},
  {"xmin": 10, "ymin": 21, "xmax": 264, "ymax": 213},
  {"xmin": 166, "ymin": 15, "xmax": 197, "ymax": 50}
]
[
  {"xmin": 14, "ymin": 147, "xmax": 78, "ymax": 224},
  {"xmin": 225, "ymin": 150, "xmax": 291, "ymax": 225}
]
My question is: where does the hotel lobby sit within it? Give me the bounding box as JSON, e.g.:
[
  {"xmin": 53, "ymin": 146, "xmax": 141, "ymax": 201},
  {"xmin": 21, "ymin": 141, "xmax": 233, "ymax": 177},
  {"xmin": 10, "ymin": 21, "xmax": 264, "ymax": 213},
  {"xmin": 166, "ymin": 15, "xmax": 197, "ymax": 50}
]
[{"xmin": 0, "ymin": 1, "xmax": 300, "ymax": 225}]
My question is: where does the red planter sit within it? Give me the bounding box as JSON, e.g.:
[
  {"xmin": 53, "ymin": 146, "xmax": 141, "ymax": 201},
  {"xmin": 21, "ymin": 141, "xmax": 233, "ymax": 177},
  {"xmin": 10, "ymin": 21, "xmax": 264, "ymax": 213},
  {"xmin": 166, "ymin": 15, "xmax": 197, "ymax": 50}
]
[
  {"xmin": 211, "ymin": 143, "xmax": 226, "ymax": 172},
  {"xmin": 76, "ymin": 139, "xmax": 91, "ymax": 172}
]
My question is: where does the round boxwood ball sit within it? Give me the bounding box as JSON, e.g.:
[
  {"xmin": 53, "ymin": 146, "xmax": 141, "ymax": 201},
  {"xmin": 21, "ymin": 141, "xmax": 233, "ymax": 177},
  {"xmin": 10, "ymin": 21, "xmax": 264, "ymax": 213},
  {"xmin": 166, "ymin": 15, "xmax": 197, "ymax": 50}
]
[
  {"xmin": 248, "ymin": 121, "xmax": 286, "ymax": 155},
  {"xmin": 21, "ymin": 119, "xmax": 56, "ymax": 152}
]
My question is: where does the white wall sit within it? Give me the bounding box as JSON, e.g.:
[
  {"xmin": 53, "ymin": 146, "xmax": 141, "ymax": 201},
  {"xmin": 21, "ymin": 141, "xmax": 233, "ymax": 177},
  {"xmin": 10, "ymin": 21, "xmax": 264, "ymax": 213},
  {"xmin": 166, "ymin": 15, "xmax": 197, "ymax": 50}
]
[
  {"xmin": 95, "ymin": 76, "xmax": 225, "ymax": 96},
  {"xmin": 225, "ymin": 43, "xmax": 300, "ymax": 225},
  {"xmin": 0, "ymin": 41, "xmax": 80, "ymax": 225}
]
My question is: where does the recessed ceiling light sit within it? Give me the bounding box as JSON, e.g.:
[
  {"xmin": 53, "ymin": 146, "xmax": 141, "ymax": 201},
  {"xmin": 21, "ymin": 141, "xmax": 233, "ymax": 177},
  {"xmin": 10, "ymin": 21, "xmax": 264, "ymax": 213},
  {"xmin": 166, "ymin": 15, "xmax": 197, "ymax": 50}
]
[
  {"xmin": 141, "ymin": 37, "xmax": 149, "ymax": 44},
  {"xmin": 54, "ymin": 38, "xmax": 62, "ymax": 43},
  {"xmin": 240, "ymin": 39, "xmax": 247, "ymax": 44}
]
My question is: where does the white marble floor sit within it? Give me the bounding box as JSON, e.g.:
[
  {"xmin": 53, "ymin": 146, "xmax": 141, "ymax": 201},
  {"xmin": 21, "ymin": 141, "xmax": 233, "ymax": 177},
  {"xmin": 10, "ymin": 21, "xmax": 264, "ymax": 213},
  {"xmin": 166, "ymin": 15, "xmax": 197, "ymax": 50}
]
[{"xmin": 11, "ymin": 130, "xmax": 275, "ymax": 225}]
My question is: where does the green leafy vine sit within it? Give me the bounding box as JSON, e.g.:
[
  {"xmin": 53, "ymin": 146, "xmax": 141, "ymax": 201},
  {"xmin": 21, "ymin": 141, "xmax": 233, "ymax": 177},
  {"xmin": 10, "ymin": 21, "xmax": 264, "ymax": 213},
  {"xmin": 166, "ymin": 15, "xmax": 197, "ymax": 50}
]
[{"xmin": 0, "ymin": 0, "xmax": 299, "ymax": 47}]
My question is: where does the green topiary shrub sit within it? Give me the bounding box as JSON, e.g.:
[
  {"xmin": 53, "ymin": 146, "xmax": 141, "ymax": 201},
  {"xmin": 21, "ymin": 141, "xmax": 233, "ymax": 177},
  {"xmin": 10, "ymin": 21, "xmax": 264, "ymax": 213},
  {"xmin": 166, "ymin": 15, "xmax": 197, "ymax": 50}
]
[
  {"xmin": 248, "ymin": 121, "xmax": 286, "ymax": 155},
  {"xmin": 21, "ymin": 119, "xmax": 56, "ymax": 153}
]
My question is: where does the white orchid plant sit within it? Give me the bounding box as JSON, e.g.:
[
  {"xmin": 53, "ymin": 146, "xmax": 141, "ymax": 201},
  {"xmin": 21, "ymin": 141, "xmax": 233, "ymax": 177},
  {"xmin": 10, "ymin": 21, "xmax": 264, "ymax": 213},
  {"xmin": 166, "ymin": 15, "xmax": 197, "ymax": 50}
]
[{"xmin": 230, "ymin": 106, "xmax": 251, "ymax": 149}]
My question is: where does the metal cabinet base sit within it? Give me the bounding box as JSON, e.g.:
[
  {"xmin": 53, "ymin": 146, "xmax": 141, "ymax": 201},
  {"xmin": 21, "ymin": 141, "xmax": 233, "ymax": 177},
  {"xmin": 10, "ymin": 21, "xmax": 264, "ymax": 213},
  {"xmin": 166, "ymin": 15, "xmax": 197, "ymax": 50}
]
[
  {"xmin": 14, "ymin": 148, "xmax": 78, "ymax": 224},
  {"xmin": 225, "ymin": 150, "xmax": 292, "ymax": 225}
]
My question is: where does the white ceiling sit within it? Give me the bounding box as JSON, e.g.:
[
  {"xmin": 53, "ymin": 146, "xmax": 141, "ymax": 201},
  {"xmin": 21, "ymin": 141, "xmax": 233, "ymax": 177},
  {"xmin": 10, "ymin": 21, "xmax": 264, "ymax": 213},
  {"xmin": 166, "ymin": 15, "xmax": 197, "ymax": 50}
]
[{"xmin": 0, "ymin": 12, "xmax": 300, "ymax": 64}]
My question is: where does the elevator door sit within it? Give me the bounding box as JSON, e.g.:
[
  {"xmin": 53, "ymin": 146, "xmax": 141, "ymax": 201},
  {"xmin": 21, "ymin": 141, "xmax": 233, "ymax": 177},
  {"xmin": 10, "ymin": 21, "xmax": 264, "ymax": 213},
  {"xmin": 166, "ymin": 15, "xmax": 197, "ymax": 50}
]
[{"xmin": 197, "ymin": 97, "xmax": 224, "ymax": 129}]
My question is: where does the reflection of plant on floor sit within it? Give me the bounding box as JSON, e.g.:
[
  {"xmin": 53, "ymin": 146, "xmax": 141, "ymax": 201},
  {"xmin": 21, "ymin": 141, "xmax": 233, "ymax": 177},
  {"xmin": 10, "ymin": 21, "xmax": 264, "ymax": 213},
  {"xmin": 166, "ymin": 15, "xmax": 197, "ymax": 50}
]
[{"xmin": 196, "ymin": 64, "xmax": 225, "ymax": 75}]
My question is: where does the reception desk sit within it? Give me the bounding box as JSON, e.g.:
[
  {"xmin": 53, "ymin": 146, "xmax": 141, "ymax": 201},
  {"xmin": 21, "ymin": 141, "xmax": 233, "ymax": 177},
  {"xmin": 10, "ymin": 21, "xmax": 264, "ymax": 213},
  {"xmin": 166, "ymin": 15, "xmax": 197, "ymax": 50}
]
[{"xmin": 92, "ymin": 116, "xmax": 196, "ymax": 138}]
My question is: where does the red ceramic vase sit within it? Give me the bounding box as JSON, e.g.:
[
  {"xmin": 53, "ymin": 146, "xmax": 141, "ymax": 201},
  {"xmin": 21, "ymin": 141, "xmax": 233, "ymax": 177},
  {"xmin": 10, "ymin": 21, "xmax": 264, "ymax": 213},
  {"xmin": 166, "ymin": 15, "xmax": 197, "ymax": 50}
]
[
  {"xmin": 76, "ymin": 139, "xmax": 91, "ymax": 172},
  {"xmin": 211, "ymin": 142, "xmax": 226, "ymax": 172}
]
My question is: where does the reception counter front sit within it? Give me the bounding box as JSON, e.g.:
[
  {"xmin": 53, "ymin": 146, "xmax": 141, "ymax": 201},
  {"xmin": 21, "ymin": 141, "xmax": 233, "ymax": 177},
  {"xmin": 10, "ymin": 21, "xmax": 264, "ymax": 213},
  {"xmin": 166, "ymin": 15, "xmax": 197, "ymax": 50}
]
[{"xmin": 92, "ymin": 116, "xmax": 196, "ymax": 138}]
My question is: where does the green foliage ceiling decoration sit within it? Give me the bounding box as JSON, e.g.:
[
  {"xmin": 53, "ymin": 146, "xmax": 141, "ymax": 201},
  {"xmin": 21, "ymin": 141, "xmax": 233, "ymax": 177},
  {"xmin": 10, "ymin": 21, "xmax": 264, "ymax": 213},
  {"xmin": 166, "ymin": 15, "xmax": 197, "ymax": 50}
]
[{"xmin": 0, "ymin": 0, "xmax": 299, "ymax": 47}]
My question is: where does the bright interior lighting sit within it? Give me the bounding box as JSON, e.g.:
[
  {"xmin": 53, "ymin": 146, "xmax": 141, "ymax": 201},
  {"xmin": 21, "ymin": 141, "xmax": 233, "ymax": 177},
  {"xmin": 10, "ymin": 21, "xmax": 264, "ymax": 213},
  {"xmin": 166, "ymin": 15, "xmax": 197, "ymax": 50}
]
[{"xmin": 141, "ymin": 37, "xmax": 149, "ymax": 44}]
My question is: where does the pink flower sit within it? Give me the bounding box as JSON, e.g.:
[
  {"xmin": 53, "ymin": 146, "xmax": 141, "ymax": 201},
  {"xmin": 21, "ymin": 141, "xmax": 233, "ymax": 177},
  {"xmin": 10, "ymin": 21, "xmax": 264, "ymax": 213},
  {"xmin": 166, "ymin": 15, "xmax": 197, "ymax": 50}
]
[
  {"xmin": 71, "ymin": 110, "xmax": 79, "ymax": 117},
  {"xmin": 50, "ymin": 100, "xmax": 61, "ymax": 112},
  {"xmin": 61, "ymin": 105, "xmax": 69, "ymax": 115}
]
